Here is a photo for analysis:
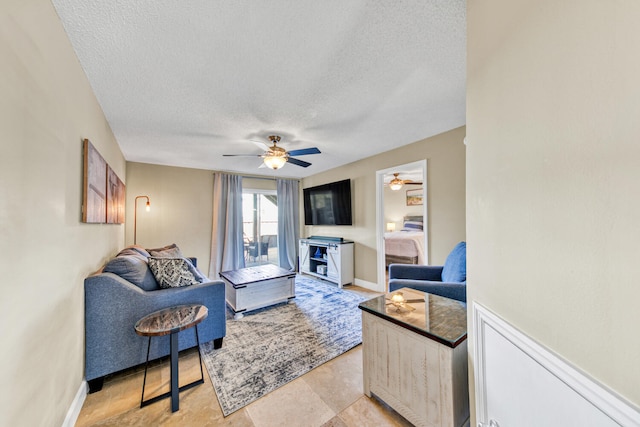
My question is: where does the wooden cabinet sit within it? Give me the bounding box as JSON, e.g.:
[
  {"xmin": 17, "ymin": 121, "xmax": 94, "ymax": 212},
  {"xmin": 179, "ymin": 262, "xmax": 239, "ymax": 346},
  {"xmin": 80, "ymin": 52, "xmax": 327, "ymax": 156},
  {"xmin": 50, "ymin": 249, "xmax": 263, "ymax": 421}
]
[
  {"xmin": 299, "ymin": 238, "xmax": 354, "ymax": 287},
  {"xmin": 359, "ymin": 288, "xmax": 469, "ymax": 427}
]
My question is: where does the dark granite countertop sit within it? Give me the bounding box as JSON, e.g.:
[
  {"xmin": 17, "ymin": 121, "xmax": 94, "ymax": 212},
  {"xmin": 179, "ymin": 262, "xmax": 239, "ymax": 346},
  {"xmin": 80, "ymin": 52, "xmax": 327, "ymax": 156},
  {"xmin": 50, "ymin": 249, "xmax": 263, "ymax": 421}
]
[{"xmin": 359, "ymin": 287, "xmax": 467, "ymax": 348}]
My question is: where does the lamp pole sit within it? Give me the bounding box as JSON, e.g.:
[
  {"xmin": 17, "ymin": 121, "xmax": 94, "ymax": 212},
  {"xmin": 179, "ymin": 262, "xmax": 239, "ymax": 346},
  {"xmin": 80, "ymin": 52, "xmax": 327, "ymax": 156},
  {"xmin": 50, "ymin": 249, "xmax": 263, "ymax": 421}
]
[{"xmin": 134, "ymin": 195, "xmax": 150, "ymax": 245}]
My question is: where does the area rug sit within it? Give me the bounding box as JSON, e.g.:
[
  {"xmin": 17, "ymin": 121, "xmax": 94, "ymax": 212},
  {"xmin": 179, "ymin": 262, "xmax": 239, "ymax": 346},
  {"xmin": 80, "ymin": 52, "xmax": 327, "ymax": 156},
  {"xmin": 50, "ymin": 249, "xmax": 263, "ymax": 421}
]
[{"xmin": 200, "ymin": 275, "xmax": 366, "ymax": 416}]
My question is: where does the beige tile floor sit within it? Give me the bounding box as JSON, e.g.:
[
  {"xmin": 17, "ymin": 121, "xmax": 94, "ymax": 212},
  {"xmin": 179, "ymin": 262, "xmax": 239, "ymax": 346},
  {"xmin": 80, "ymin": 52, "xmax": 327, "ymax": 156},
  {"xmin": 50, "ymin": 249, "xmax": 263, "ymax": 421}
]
[{"xmin": 76, "ymin": 285, "xmax": 413, "ymax": 427}]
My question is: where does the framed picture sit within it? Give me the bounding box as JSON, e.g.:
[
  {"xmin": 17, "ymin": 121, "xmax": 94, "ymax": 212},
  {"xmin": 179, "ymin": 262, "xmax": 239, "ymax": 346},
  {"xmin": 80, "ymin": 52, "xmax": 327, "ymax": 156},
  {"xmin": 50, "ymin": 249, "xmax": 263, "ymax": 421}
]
[
  {"xmin": 406, "ymin": 188, "xmax": 423, "ymax": 206},
  {"xmin": 83, "ymin": 139, "xmax": 125, "ymax": 224},
  {"xmin": 83, "ymin": 139, "xmax": 107, "ymax": 223},
  {"xmin": 106, "ymin": 165, "xmax": 126, "ymax": 224}
]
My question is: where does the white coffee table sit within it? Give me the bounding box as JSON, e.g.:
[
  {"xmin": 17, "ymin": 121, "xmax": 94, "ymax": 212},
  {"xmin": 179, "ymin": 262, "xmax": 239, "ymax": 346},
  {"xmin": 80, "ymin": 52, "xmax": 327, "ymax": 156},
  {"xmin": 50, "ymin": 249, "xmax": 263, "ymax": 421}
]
[{"xmin": 220, "ymin": 264, "xmax": 296, "ymax": 319}]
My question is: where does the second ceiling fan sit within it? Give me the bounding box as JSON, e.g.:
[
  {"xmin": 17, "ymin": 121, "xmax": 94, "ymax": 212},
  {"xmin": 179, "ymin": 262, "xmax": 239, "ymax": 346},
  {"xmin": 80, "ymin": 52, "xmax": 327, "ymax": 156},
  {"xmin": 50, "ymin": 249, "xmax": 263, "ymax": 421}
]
[
  {"xmin": 387, "ymin": 173, "xmax": 423, "ymax": 191},
  {"xmin": 223, "ymin": 135, "xmax": 321, "ymax": 170}
]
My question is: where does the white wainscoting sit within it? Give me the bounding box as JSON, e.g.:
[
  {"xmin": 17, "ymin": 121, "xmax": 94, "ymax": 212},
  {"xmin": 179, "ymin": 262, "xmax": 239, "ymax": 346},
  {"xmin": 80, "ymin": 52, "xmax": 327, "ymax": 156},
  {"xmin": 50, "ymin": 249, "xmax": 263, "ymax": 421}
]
[{"xmin": 473, "ymin": 303, "xmax": 640, "ymax": 427}]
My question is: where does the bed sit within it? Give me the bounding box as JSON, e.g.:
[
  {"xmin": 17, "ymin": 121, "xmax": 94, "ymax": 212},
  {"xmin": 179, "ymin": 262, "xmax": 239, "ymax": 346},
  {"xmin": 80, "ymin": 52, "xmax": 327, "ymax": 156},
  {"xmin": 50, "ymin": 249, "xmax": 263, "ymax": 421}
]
[{"xmin": 384, "ymin": 216, "xmax": 425, "ymax": 266}]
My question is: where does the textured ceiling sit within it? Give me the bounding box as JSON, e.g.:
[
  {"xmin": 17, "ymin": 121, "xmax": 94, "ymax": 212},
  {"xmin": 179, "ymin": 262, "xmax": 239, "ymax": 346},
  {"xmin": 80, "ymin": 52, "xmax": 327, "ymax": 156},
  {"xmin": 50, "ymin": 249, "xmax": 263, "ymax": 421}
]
[{"xmin": 52, "ymin": 0, "xmax": 466, "ymax": 178}]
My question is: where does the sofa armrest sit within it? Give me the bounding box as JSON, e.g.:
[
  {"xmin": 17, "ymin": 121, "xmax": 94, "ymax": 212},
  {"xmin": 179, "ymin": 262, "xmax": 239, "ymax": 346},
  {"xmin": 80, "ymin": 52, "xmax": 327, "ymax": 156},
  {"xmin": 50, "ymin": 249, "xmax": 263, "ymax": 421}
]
[
  {"xmin": 389, "ymin": 279, "xmax": 467, "ymax": 303},
  {"xmin": 388, "ymin": 263, "xmax": 443, "ymax": 281}
]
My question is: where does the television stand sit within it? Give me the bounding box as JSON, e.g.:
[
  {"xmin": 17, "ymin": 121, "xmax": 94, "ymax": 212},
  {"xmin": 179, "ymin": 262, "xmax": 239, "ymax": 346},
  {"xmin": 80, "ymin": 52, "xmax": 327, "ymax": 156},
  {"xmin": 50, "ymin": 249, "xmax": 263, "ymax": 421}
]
[{"xmin": 299, "ymin": 238, "xmax": 354, "ymax": 287}]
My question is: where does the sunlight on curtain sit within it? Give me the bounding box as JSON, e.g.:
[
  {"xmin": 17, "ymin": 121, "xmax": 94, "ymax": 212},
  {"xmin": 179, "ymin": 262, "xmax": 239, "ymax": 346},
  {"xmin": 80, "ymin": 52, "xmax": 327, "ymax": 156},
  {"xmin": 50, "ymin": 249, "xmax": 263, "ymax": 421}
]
[
  {"xmin": 209, "ymin": 173, "xmax": 244, "ymax": 278},
  {"xmin": 277, "ymin": 179, "xmax": 299, "ymax": 270}
]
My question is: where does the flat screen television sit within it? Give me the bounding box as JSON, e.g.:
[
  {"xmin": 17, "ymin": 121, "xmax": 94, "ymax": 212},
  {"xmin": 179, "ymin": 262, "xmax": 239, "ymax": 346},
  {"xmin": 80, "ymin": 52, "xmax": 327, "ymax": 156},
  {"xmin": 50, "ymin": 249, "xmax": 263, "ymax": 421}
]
[{"xmin": 303, "ymin": 179, "xmax": 352, "ymax": 225}]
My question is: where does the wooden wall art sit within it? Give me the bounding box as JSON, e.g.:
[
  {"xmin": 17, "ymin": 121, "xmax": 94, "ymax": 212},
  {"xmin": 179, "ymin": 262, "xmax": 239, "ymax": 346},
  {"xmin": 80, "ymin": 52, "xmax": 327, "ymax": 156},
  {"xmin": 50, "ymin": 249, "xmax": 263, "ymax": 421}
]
[
  {"xmin": 82, "ymin": 139, "xmax": 125, "ymax": 223},
  {"xmin": 107, "ymin": 165, "xmax": 126, "ymax": 224}
]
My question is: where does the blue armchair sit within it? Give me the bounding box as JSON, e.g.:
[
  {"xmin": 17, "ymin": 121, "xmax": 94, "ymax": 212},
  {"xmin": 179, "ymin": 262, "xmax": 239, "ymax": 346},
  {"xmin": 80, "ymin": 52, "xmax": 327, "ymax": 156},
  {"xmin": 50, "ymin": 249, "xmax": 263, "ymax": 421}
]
[{"xmin": 389, "ymin": 241, "xmax": 467, "ymax": 302}]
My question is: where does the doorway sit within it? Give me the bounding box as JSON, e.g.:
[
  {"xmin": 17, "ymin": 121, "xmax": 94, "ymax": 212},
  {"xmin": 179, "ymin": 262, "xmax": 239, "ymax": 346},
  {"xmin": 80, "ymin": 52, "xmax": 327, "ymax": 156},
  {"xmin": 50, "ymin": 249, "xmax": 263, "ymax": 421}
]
[
  {"xmin": 375, "ymin": 160, "xmax": 428, "ymax": 292},
  {"xmin": 242, "ymin": 189, "xmax": 279, "ymax": 267}
]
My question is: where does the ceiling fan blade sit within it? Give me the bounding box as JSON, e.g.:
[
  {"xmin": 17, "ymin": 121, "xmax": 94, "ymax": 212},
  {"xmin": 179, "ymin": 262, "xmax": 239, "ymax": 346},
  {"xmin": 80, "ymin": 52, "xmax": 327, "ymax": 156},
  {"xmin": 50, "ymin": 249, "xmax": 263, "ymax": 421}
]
[
  {"xmin": 250, "ymin": 140, "xmax": 270, "ymax": 151},
  {"xmin": 287, "ymin": 157, "xmax": 312, "ymax": 168},
  {"xmin": 223, "ymin": 154, "xmax": 262, "ymax": 157},
  {"xmin": 287, "ymin": 147, "xmax": 321, "ymax": 156},
  {"xmin": 404, "ymin": 181, "xmax": 423, "ymax": 185}
]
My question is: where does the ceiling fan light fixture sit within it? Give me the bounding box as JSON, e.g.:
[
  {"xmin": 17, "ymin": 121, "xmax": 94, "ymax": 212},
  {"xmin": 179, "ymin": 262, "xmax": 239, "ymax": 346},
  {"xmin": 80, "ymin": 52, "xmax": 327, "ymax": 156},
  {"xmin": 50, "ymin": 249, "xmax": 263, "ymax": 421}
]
[
  {"xmin": 389, "ymin": 181, "xmax": 403, "ymax": 191},
  {"xmin": 263, "ymin": 154, "xmax": 287, "ymax": 170}
]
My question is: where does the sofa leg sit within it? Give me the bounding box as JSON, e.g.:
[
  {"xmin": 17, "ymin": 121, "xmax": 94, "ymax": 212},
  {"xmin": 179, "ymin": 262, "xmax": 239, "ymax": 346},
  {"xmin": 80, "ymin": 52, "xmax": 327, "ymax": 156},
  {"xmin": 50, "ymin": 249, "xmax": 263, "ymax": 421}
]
[
  {"xmin": 213, "ymin": 338, "xmax": 223, "ymax": 349},
  {"xmin": 87, "ymin": 377, "xmax": 104, "ymax": 393}
]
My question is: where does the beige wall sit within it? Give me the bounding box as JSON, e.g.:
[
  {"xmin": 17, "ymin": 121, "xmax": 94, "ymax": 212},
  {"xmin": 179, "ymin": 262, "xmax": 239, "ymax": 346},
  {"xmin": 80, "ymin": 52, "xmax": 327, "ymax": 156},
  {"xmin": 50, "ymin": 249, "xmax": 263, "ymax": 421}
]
[
  {"xmin": 124, "ymin": 167, "xmax": 287, "ymax": 275},
  {"xmin": 125, "ymin": 163, "xmax": 214, "ymax": 272},
  {"xmin": 467, "ymin": 0, "xmax": 640, "ymax": 421},
  {"xmin": 0, "ymin": 1, "xmax": 125, "ymax": 425},
  {"xmin": 303, "ymin": 127, "xmax": 466, "ymax": 285}
]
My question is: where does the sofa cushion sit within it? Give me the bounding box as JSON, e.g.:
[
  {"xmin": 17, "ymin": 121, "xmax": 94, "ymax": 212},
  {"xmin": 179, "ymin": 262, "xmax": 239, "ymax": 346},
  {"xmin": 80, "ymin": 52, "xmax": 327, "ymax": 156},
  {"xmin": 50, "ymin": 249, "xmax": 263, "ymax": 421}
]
[
  {"xmin": 103, "ymin": 254, "xmax": 159, "ymax": 291},
  {"xmin": 441, "ymin": 241, "xmax": 467, "ymax": 283},
  {"xmin": 147, "ymin": 243, "xmax": 183, "ymax": 258},
  {"xmin": 148, "ymin": 257, "xmax": 200, "ymax": 288}
]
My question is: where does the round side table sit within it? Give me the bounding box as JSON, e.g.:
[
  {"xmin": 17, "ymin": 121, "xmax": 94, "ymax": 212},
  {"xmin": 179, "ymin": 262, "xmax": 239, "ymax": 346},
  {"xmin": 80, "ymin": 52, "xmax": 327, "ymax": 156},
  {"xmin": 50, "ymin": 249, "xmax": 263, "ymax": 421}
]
[{"xmin": 134, "ymin": 304, "xmax": 208, "ymax": 413}]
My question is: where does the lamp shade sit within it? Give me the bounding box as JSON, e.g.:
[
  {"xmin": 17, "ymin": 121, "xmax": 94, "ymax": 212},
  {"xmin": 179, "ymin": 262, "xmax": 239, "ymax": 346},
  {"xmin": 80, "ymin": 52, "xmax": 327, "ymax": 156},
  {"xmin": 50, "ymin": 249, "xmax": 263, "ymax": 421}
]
[
  {"xmin": 134, "ymin": 195, "xmax": 151, "ymax": 245},
  {"xmin": 386, "ymin": 222, "xmax": 396, "ymax": 232},
  {"xmin": 389, "ymin": 181, "xmax": 403, "ymax": 191},
  {"xmin": 263, "ymin": 155, "xmax": 287, "ymax": 170}
]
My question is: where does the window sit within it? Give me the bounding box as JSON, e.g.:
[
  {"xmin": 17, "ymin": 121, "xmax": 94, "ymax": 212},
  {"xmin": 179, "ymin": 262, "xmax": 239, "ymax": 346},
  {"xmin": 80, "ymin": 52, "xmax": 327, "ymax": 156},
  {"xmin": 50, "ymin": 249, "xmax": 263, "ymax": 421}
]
[{"xmin": 242, "ymin": 190, "xmax": 278, "ymax": 267}]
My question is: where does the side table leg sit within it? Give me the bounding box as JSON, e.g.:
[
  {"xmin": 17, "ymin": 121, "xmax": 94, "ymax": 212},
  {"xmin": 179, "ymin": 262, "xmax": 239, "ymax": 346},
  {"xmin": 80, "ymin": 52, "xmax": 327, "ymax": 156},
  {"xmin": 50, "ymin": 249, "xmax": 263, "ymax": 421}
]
[{"xmin": 170, "ymin": 332, "xmax": 179, "ymax": 412}]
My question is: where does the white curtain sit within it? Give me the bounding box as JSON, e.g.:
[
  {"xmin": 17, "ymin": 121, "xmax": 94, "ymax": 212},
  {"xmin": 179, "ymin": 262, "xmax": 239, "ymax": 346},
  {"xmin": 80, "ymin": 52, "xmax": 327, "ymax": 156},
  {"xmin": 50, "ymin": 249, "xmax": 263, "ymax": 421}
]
[
  {"xmin": 277, "ymin": 179, "xmax": 300, "ymax": 271},
  {"xmin": 209, "ymin": 173, "xmax": 244, "ymax": 278}
]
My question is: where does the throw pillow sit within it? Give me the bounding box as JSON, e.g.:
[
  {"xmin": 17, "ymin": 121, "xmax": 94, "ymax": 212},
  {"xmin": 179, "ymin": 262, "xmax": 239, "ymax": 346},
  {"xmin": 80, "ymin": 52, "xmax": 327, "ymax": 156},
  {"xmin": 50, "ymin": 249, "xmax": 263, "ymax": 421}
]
[
  {"xmin": 441, "ymin": 241, "xmax": 467, "ymax": 283},
  {"xmin": 117, "ymin": 246, "xmax": 151, "ymax": 259},
  {"xmin": 401, "ymin": 220, "xmax": 423, "ymax": 231},
  {"xmin": 103, "ymin": 254, "xmax": 159, "ymax": 291},
  {"xmin": 148, "ymin": 257, "xmax": 199, "ymax": 288},
  {"xmin": 147, "ymin": 243, "xmax": 183, "ymax": 258},
  {"xmin": 184, "ymin": 259, "xmax": 209, "ymax": 283}
]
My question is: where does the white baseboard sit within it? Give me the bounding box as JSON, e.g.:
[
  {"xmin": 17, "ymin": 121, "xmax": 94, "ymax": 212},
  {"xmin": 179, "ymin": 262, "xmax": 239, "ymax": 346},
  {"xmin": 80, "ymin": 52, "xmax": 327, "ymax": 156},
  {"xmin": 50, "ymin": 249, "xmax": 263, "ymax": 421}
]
[
  {"xmin": 62, "ymin": 380, "xmax": 87, "ymax": 427},
  {"xmin": 353, "ymin": 278, "xmax": 381, "ymax": 292}
]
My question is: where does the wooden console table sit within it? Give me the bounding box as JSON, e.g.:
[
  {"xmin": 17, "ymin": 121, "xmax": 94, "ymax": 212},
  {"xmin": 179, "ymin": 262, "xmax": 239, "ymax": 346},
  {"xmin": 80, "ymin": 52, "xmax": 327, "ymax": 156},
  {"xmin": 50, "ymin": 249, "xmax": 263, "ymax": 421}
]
[{"xmin": 359, "ymin": 288, "xmax": 469, "ymax": 427}]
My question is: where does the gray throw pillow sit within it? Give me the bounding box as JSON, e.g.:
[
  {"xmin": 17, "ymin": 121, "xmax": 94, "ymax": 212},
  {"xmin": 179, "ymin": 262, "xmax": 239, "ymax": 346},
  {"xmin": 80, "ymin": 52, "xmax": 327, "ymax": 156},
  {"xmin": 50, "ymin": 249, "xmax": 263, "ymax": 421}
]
[
  {"xmin": 147, "ymin": 243, "xmax": 183, "ymax": 258},
  {"xmin": 184, "ymin": 258, "xmax": 209, "ymax": 283},
  {"xmin": 148, "ymin": 257, "xmax": 199, "ymax": 288},
  {"xmin": 103, "ymin": 254, "xmax": 159, "ymax": 291},
  {"xmin": 117, "ymin": 246, "xmax": 151, "ymax": 258}
]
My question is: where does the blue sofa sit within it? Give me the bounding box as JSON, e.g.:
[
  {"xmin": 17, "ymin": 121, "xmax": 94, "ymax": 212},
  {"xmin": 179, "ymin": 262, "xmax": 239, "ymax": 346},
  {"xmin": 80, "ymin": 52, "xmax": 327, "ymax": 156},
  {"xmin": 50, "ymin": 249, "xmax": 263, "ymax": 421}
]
[
  {"xmin": 389, "ymin": 241, "xmax": 467, "ymax": 303},
  {"xmin": 84, "ymin": 246, "xmax": 226, "ymax": 392}
]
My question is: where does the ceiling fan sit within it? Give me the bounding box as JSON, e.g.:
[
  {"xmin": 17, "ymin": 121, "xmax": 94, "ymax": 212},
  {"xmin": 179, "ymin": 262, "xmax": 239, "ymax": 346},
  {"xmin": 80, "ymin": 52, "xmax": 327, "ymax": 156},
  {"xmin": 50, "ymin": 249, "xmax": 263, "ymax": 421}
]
[
  {"xmin": 223, "ymin": 135, "xmax": 321, "ymax": 170},
  {"xmin": 386, "ymin": 173, "xmax": 423, "ymax": 191}
]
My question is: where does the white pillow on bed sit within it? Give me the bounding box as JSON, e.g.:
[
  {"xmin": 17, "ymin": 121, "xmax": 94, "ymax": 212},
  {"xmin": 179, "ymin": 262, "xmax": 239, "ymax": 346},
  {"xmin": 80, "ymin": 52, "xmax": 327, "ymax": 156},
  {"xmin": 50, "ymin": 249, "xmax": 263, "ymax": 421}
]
[{"xmin": 402, "ymin": 220, "xmax": 423, "ymax": 231}]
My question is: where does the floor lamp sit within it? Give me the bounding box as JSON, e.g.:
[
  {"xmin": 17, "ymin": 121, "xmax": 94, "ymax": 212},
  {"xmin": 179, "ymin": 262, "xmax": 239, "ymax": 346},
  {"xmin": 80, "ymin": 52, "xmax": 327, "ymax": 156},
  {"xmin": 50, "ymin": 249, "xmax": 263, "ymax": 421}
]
[{"xmin": 134, "ymin": 195, "xmax": 151, "ymax": 245}]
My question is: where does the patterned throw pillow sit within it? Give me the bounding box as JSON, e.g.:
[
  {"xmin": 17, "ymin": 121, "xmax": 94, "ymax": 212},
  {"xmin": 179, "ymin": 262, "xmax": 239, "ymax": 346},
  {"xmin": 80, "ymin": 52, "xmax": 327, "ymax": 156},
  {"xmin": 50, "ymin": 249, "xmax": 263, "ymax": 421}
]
[{"xmin": 148, "ymin": 257, "xmax": 199, "ymax": 288}]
